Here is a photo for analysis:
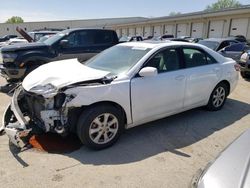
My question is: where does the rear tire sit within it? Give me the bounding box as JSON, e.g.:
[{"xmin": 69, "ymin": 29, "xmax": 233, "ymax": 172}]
[
  {"xmin": 206, "ymin": 82, "xmax": 228, "ymax": 111},
  {"xmin": 241, "ymin": 71, "xmax": 250, "ymax": 79},
  {"xmin": 77, "ymin": 105, "xmax": 124, "ymax": 150}
]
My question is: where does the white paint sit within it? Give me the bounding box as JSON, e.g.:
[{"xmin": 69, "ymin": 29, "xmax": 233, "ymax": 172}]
[
  {"xmin": 136, "ymin": 27, "xmax": 143, "ymax": 36},
  {"xmin": 164, "ymin": 25, "xmax": 174, "ymax": 35},
  {"xmin": 153, "ymin": 25, "xmax": 162, "ymax": 36},
  {"xmin": 177, "ymin": 23, "xmax": 188, "ymax": 37},
  {"xmin": 23, "ymin": 59, "xmax": 110, "ymax": 91},
  {"xmin": 209, "ymin": 20, "xmax": 225, "ymax": 38},
  {"xmin": 144, "ymin": 26, "xmax": 152, "ymax": 37},
  {"xmin": 128, "ymin": 28, "xmax": 136, "ymax": 36},
  {"xmin": 230, "ymin": 18, "xmax": 249, "ymax": 37},
  {"xmin": 191, "ymin": 22, "xmax": 204, "ymax": 38},
  {"xmin": 116, "ymin": 29, "xmax": 121, "ymax": 38},
  {"xmin": 122, "ymin": 28, "xmax": 127, "ymax": 36}
]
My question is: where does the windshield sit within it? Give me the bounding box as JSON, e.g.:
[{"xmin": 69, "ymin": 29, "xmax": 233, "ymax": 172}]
[
  {"xmin": 198, "ymin": 40, "xmax": 220, "ymax": 50},
  {"xmin": 43, "ymin": 31, "xmax": 66, "ymax": 45},
  {"xmin": 119, "ymin": 36, "xmax": 131, "ymax": 42},
  {"xmin": 85, "ymin": 45, "xmax": 151, "ymax": 75}
]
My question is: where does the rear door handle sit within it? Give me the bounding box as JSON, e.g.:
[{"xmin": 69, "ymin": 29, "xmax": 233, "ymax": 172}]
[{"xmin": 175, "ymin": 75, "xmax": 185, "ymax": 81}]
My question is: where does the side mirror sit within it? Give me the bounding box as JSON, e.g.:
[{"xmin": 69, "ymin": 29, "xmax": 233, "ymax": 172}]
[
  {"xmin": 60, "ymin": 40, "xmax": 69, "ymax": 48},
  {"xmin": 139, "ymin": 67, "xmax": 158, "ymax": 77}
]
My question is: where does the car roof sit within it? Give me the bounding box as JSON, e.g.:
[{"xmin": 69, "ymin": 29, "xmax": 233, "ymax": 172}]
[
  {"xmin": 201, "ymin": 38, "xmax": 238, "ymax": 42},
  {"xmin": 62, "ymin": 28, "xmax": 114, "ymax": 33},
  {"xmin": 118, "ymin": 41, "xmax": 199, "ymax": 49}
]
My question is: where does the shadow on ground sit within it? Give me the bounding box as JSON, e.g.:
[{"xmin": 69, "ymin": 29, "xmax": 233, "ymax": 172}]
[{"xmin": 63, "ymin": 98, "xmax": 250, "ymax": 165}]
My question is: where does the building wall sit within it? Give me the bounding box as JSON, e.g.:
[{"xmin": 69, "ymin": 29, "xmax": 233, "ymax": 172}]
[
  {"xmin": 0, "ymin": 17, "xmax": 147, "ymax": 36},
  {"xmin": 0, "ymin": 8, "xmax": 250, "ymax": 40},
  {"xmin": 113, "ymin": 8, "xmax": 250, "ymax": 39}
]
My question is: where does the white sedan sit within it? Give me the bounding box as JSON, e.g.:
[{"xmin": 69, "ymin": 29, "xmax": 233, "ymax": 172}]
[{"xmin": 2, "ymin": 41, "xmax": 239, "ymax": 149}]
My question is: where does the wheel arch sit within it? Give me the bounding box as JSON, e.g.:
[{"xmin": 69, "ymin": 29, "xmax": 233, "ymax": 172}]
[
  {"xmin": 217, "ymin": 80, "xmax": 231, "ymax": 96},
  {"xmin": 68, "ymin": 101, "xmax": 128, "ymax": 132}
]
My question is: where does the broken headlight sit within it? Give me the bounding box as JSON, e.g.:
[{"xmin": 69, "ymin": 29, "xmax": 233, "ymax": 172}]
[{"xmin": 29, "ymin": 83, "xmax": 58, "ymax": 98}]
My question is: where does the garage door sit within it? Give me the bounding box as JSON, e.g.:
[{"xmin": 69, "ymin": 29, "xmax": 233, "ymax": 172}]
[
  {"xmin": 191, "ymin": 22, "xmax": 204, "ymax": 38},
  {"xmin": 209, "ymin": 20, "xmax": 224, "ymax": 38},
  {"xmin": 129, "ymin": 28, "xmax": 136, "ymax": 36},
  {"xmin": 177, "ymin": 24, "xmax": 188, "ymax": 37},
  {"xmin": 153, "ymin": 26, "xmax": 162, "ymax": 36},
  {"xmin": 136, "ymin": 27, "xmax": 143, "ymax": 36},
  {"xmin": 122, "ymin": 28, "xmax": 127, "ymax": 36},
  {"xmin": 164, "ymin": 25, "xmax": 174, "ymax": 35},
  {"xmin": 230, "ymin": 18, "xmax": 249, "ymax": 37},
  {"xmin": 144, "ymin": 26, "xmax": 152, "ymax": 37},
  {"xmin": 116, "ymin": 29, "xmax": 121, "ymax": 38}
]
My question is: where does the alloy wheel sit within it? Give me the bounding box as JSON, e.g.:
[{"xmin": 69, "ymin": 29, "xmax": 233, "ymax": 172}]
[
  {"xmin": 89, "ymin": 113, "xmax": 119, "ymax": 144},
  {"xmin": 212, "ymin": 86, "xmax": 226, "ymax": 108}
]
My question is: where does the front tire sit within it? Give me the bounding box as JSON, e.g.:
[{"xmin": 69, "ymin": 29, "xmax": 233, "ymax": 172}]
[
  {"xmin": 206, "ymin": 82, "xmax": 228, "ymax": 111},
  {"xmin": 77, "ymin": 105, "xmax": 124, "ymax": 150}
]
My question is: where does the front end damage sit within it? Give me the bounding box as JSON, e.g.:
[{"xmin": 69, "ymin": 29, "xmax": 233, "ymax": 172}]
[{"xmin": 1, "ymin": 86, "xmax": 74, "ymax": 148}]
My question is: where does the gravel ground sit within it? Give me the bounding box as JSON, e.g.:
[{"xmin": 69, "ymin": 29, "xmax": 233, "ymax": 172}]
[{"xmin": 0, "ymin": 77, "xmax": 249, "ymax": 188}]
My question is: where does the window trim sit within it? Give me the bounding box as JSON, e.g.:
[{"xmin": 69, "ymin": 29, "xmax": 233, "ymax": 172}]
[
  {"xmin": 180, "ymin": 46, "xmax": 218, "ymax": 69},
  {"xmin": 137, "ymin": 46, "xmax": 184, "ymax": 75}
]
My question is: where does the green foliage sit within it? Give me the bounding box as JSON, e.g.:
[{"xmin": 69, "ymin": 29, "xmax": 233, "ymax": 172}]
[
  {"xmin": 5, "ymin": 16, "xmax": 24, "ymax": 24},
  {"xmin": 206, "ymin": 0, "xmax": 242, "ymax": 11},
  {"xmin": 169, "ymin": 12, "xmax": 181, "ymax": 16}
]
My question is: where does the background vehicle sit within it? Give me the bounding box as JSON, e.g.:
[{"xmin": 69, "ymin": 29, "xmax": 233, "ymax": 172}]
[
  {"xmin": 198, "ymin": 38, "xmax": 240, "ymax": 52},
  {"xmin": 0, "ymin": 35, "xmax": 17, "ymax": 42},
  {"xmin": 28, "ymin": 31, "xmax": 58, "ymax": 42},
  {"xmin": 119, "ymin": 36, "xmax": 143, "ymax": 43},
  {"xmin": 0, "ymin": 28, "xmax": 119, "ymax": 87},
  {"xmin": 239, "ymin": 50, "xmax": 250, "ymax": 79},
  {"xmin": 191, "ymin": 129, "xmax": 250, "ymax": 188},
  {"xmin": 1, "ymin": 41, "xmax": 239, "ymax": 150}
]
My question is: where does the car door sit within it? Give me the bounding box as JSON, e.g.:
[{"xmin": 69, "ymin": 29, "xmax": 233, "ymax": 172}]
[
  {"xmin": 130, "ymin": 47, "xmax": 187, "ymax": 124},
  {"xmin": 182, "ymin": 47, "xmax": 222, "ymax": 108},
  {"xmin": 55, "ymin": 30, "xmax": 97, "ymax": 62}
]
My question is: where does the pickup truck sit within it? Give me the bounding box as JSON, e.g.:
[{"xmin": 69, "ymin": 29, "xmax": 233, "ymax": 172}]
[{"xmin": 0, "ymin": 28, "xmax": 119, "ymax": 92}]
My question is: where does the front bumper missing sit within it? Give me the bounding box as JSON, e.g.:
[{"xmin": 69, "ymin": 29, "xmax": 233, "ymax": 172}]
[{"xmin": 1, "ymin": 86, "xmax": 31, "ymax": 148}]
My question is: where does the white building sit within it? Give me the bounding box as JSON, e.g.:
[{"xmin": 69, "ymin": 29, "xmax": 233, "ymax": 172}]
[{"xmin": 113, "ymin": 5, "xmax": 250, "ymax": 39}]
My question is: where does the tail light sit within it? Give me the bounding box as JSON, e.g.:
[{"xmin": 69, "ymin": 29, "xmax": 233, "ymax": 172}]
[{"xmin": 234, "ymin": 64, "xmax": 241, "ymax": 71}]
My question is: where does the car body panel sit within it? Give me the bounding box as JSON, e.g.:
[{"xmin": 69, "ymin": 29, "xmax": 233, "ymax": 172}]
[{"xmin": 197, "ymin": 129, "xmax": 250, "ymax": 188}]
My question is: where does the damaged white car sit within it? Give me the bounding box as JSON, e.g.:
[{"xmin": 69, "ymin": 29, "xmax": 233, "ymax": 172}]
[{"xmin": 1, "ymin": 41, "xmax": 239, "ymax": 150}]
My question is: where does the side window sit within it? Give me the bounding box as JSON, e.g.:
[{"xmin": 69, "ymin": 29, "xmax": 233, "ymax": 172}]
[
  {"xmin": 76, "ymin": 31, "xmax": 94, "ymax": 46},
  {"xmin": 93, "ymin": 31, "xmax": 112, "ymax": 45},
  {"xmin": 63, "ymin": 32, "xmax": 77, "ymax": 47},
  {"xmin": 146, "ymin": 48, "xmax": 180, "ymax": 73},
  {"xmin": 224, "ymin": 43, "xmax": 245, "ymax": 52},
  {"xmin": 183, "ymin": 48, "xmax": 215, "ymax": 68}
]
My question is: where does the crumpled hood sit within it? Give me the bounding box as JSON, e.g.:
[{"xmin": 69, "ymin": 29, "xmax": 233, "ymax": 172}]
[{"xmin": 22, "ymin": 59, "xmax": 110, "ymax": 91}]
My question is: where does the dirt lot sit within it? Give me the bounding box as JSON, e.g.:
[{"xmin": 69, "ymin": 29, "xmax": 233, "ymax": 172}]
[{"xmin": 0, "ymin": 77, "xmax": 249, "ymax": 188}]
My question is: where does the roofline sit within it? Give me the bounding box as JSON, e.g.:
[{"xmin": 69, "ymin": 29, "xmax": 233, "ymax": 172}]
[
  {"xmin": 0, "ymin": 17, "xmax": 148, "ymax": 25},
  {"xmin": 113, "ymin": 5, "xmax": 250, "ymax": 27}
]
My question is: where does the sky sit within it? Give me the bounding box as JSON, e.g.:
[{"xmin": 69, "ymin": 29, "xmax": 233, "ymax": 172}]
[{"xmin": 0, "ymin": 0, "xmax": 249, "ymax": 23}]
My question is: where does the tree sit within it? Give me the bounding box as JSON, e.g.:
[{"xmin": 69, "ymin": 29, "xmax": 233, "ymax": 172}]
[
  {"xmin": 205, "ymin": 0, "xmax": 242, "ymax": 11},
  {"xmin": 169, "ymin": 12, "xmax": 181, "ymax": 16},
  {"xmin": 5, "ymin": 16, "xmax": 24, "ymax": 24}
]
